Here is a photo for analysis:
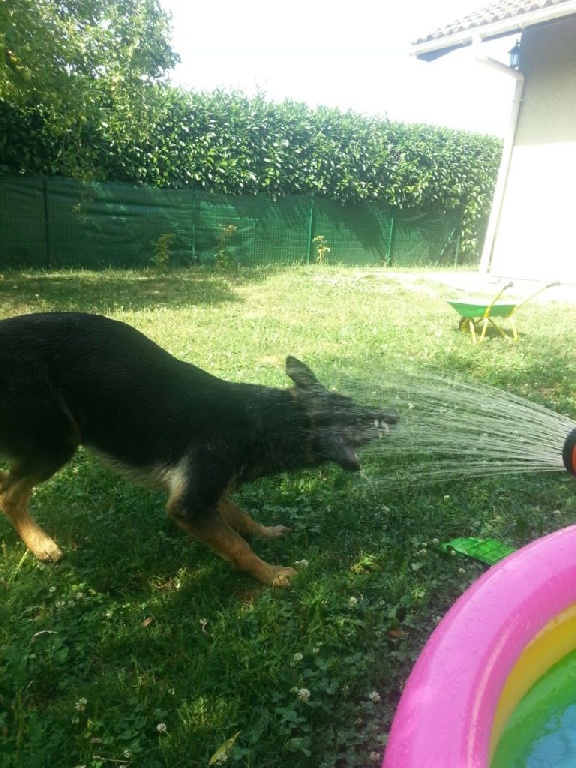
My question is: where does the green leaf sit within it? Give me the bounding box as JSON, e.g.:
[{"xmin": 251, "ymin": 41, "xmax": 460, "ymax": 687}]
[{"xmin": 208, "ymin": 731, "xmax": 241, "ymax": 766}]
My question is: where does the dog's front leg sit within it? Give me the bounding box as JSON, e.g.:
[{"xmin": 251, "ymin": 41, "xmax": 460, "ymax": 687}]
[
  {"xmin": 167, "ymin": 503, "xmax": 296, "ymax": 586},
  {"xmin": 218, "ymin": 497, "xmax": 291, "ymax": 540}
]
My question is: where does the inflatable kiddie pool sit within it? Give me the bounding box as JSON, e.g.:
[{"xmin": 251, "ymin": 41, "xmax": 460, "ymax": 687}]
[{"xmin": 382, "ymin": 525, "xmax": 576, "ymax": 768}]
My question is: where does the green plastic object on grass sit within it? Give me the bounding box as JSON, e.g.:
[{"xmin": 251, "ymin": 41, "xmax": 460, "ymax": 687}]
[{"xmin": 440, "ymin": 537, "xmax": 516, "ymax": 566}]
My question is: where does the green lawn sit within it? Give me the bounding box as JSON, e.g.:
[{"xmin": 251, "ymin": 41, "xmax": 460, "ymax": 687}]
[{"xmin": 1, "ymin": 266, "xmax": 576, "ymax": 767}]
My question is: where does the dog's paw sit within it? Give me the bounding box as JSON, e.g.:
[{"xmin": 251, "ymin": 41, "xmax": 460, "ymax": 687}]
[
  {"xmin": 270, "ymin": 566, "xmax": 297, "ymax": 587},
  {"xmin": 262, "ymin": 524, "xmax": 291, "ymax": 539},
  {"xmin": 33, "ymin": 540, "xmax": 64, "ymax": 563}
]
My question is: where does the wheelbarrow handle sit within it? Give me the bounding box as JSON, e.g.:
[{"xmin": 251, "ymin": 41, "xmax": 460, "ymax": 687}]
[
  {"xmin": 485, "ymin": 281, "xmax": 514, "ymax": 312},
  {"xmin": 514, "ymin": 280, "xmax": 562, "ymax": 310}
]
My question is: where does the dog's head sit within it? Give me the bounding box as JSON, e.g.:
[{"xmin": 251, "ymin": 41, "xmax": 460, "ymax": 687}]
[{"xmin": 286, "ymin": 356, "xmax": 398, "ymax": 472}]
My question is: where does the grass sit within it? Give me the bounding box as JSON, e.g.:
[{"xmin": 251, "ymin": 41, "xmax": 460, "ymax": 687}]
[{"xmin": 2, "ymin": 265, "xmax": 576, "ymax": 767}]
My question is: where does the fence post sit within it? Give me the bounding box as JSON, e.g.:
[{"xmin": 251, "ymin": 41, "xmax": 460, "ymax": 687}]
[
  {"xmin": 386, "ymin": 211, "xmax": 395, "ymax": 266},
  {"xmin": 192, "ymin": 189, "xmax": 196, "ymax": 263},
  {"xmin": 42, "ymin": 177, "xmax": 52, "ymax": 268},
  {"xmin": 453, "ymin": 225, "xmax": 461, "ymax": 266},
  {"xmin": 306, "ymin": 195, "xmax": 315, "ymax": 265}
]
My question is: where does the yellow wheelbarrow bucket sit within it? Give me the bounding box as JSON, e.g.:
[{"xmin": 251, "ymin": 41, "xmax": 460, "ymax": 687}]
[{"xmin": 448, "ymin": 281, "xmax": 560, "ymax": 343}]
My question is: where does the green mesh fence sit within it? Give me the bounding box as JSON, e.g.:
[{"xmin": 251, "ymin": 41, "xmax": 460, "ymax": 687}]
[{"xmin": 0, "ymin": 176, "xmax": 462, "ymax": 269}]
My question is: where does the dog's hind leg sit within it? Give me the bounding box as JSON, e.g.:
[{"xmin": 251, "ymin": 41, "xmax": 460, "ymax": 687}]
[
  {"xmin": 167, "ymin": 499, "xmax": 296, "ymax": 586},
  {"xmin": 0, "ymin": 468, "xmax": 64, "ymax": 561},
  {"xmin": 0, "ymin": 440, "xmax": 78, "ymax": 562},
  {"xmin": 0, "ymin": 397, "xmax": 80, "ymax": 560},
  {"xmin": 219, "ymin": 497, "xmax": 291, "ymax": 540}
]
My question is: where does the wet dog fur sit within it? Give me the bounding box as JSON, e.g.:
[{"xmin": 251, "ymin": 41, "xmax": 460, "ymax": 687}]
[{"xmin": 0, "ymin": 312, "xmax": 397, "ymax": 585}]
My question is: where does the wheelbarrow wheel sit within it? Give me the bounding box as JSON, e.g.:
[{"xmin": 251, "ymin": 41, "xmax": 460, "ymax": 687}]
[{"xmin": 459, "ymin": 317, "xmax": 476, "ymax": 333}]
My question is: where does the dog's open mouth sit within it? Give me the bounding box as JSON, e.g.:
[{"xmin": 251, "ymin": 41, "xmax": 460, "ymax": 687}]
[
  {"xmin": 368, "ymin": 410, "xmax": 399, "ymax": 440},
  {"xmin": 375, "ymin": 418, "xmax": 391, "ymax": 438},
  {"xmin": 329, "ymin": 410, "xmax": 398, "ymax": 471},
  {"xmin": 352, "ymin": 410, "xmax": 399, "ymax": 443}
]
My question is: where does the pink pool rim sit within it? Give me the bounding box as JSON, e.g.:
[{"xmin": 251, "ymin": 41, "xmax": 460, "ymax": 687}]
[{"xmin": 382, "ymin": 525, "xmax": 576, "ymax": 768}]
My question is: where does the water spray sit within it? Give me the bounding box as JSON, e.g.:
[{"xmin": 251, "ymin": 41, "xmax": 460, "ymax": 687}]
[
  {"xmin": 562, "ymin": 428, "xmax": 576, "ymax": 476},
  {"xmin": 351, "ymin": 371, "xmax": 576, "ymax": 485}
]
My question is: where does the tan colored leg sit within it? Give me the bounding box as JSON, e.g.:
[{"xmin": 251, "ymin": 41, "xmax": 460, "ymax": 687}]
[
  {"xmin": 0, "ymin": 474, "xmax": 63, "ymax": 562},
  {"xmin": 168, "ymin": 505, "xmax": 296, "ymax": 586},
  {"xmin": 462, "ymin": 318, "xmax": 478, "ymax": 342},
  {"xmin": 219, "ymin": 497, "xmax": 291, "ymax": 539},
  {"xmin": 487, "ymin": 317, "xmax": 508, "ymax": 340},
  {"xmin": 510, "ymin": 317, "xmax": 518, "ymax": 342}
]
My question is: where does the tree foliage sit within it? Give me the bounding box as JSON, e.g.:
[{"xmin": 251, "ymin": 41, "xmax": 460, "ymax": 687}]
[
  {"xmin": 0, "ymin": 86, "xmax": 502, "ymax": 254},
  {"xmin": 1, "ymin": 0, "xmax": 178, "ymax": 103},
  {"xmin": 1, "ymin": 0, "xmax": 178, "ymax": 178},
  {"xmin": 0, "ymin": 2, "xmax": 501, "ymax": 257}
]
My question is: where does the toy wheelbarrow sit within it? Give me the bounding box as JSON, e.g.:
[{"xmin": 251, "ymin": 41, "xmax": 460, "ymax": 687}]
[{"xmin": 448, "ymin": 281, "xmax": 560, "ymax": 343}]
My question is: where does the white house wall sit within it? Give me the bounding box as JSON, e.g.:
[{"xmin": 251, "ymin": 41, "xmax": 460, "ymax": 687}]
[{"xmin": 490, "ymin": 18, "xmax": 576, "ymax": 281}]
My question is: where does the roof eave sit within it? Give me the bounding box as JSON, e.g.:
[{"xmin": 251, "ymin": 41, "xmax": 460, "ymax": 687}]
[{"xmin": 413, "ymin": 1, "xmax": 576, "ymax": 61}]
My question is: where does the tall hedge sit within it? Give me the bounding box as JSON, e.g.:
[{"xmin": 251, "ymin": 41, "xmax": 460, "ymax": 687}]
[{"xmin": 0, "ymin": 86, "xmax": 502, "ymax": 257}]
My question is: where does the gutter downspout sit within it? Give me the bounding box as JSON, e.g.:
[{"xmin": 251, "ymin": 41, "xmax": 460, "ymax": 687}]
[
  {"xmin": 474, "ymin": 40, "xmax": 525, "ymax": 273},
  {"xmin": 413, "ymin": 1, "xmax": 576, "ymax": 61}
]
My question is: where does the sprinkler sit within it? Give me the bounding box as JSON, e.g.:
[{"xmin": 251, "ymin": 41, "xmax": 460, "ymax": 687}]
[{"xmin": 562, "ymin": 428, "xmax": 576, "ymax": 475}]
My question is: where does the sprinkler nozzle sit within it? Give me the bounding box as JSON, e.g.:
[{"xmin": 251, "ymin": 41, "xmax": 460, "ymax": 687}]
[{"xmin": 562, "ymin": 428, "xmax": 576, "ymax": 475}]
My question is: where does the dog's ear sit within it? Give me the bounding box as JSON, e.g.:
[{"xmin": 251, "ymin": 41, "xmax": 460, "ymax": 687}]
[{"xmin": 285, "ymin": 356, "xmax": 320, "ymax": 389}]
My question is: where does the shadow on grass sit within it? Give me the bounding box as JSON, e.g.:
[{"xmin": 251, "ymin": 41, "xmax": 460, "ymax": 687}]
[
  {"xmin": 3, "ymin": 452, "xmax": 575, "ymax": 765},
  {"xmin": 0, "ymin": 456, "xmax": 394, "ymax": 765},
  {"xmin": 0, "ymin": 266, "xmax": 280, "ymax": 315},
  {"xmin": 3, "ymin": 453, "xmax": 292, "ymax": 595}
]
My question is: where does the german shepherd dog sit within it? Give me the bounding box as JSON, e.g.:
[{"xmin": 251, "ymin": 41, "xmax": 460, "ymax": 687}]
[{"xmin": 0, "ymin": 312, "xmax": 397, "ymax": 585}]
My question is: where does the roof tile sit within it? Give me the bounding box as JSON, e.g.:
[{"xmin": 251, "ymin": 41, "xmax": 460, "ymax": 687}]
[{"xmin": 415, "ymin": 0, "xmax": 570, "ymax": 44}]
